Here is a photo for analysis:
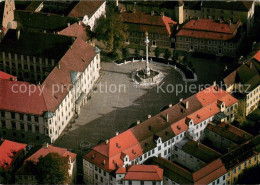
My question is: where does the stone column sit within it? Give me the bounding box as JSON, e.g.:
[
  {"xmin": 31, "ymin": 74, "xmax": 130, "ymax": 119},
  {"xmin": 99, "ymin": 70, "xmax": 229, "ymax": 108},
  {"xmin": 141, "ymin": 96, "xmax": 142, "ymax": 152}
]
[{"xmin": 144, "ymin": 31, "xmax": 150, "ymax": 76}]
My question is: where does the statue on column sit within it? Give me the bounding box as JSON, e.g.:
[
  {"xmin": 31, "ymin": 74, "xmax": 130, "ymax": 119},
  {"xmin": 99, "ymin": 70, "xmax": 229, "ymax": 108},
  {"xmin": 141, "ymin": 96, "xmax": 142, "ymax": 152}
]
[{"xmin": 144, "ymin": 31, "xmax": 150, "ymax": 76}]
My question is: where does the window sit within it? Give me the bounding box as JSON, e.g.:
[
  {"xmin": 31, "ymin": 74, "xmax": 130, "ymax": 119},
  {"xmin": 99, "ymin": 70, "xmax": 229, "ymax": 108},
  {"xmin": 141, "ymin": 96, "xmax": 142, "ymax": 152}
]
[
  {"xmin": 12, "ymin": 121, "xmax": 16, "ymax": 129},
  {"xmin": 1, "ymin": 121, "xmax": 6, "ymax": 128},
  {"xmin": 95, "ymin": 174, "xmax": 98, "ymax": 180},
  {"xmin": 223, "ymin": 175, "xmax": 225, "ymax": 180},
  {"xmin": 158, "ymin": 146, "xmax": 161, "ymax": 151},
  {"xmin": 11, "ymin": 112, "xmax": 15, "ymax": 119},
  {"xmin": 20, "ymin": 123, "xmax": 24, "ymax": 130},
  {"xmin": 28, "ymin": 125, "xmax": 32, "ymax": 131},
  {"xmin": 129, "ymin": 181, "xmax": 132, "ymax": 185},
  {"xmin": 19, "ymin": 113, "xmax": 24, "ymax": 120},
  {"xmin": 141, "ymin": 181, "xmax": 144, "ymax": 185},
  {"xmin": 100, "ymin": 177, "xmax": 103, "ymax": 183},
  {"xmin": 35, "ymin": 116, "xmax": 39, "ymax": 122},
  {"xmin": 27, "ymin": 115, "xmax": 31, "ymax": 121},
  {"xmin": 1, "ymin": 111, "xmax": 5, "ymax": 117}
]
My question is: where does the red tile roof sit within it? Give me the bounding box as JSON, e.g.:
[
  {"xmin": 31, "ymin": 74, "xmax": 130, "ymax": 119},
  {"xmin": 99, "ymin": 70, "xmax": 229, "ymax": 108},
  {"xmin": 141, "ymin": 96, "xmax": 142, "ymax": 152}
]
[
  {"xmin": 153, "ymin": 157, "xmax": 226, "ymax": 184},
  {"xmin": 59, "ymin": 21, "xmax": 88, "ymax": 41},
  {"xmin": 176, "ymin": 19, "xmax": 241, "ymax": 41},
  {"xmin": 85, "ymin": 86, "xmax": 238, "ymax": 172},
  {"xmin": 193, "ymin": 159, "xmax": 227, "ymax": 184},
  {"xmin": 0, "ymin": 71, "xmax": 17, "ymax": 80},
  {"xmin": 0, "ymin": 80, "xmax": 47, "ymax": 115},
  {"xmin": 254, "ymin": 50, "xmax": 260, "ymax": 62},
  {"xmin": 115, "ymin": 167, "xmax": 126, "ymax": 174},
  {"xmin": 122, "ymin": 11, "xmax": 177, "ymax": 35},
  {"xmin": 26, "ymin": 144, "xmax": 76, "ymax": 163},
  {"xmin": 68, "ymin": 1, "xmax": 105, "ymax": 18},
  {"xmin": 0, "ymin": 37, "xmax": 96, "ymax": 115},
  {"xmin": 123, "ymin": 165, "xmax": 163, "ymax": 181},
  {"xmin": 0, "ymin": 140, "xmax": 27, "ymax": 172},
  {"xmin": 84, "ymin": 130, "xmax": 143, "ymax": 172}
]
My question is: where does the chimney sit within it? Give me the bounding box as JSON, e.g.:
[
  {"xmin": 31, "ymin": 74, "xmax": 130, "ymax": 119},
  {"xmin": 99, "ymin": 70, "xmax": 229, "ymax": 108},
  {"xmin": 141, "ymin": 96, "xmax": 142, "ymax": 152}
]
[
  {"xmin": 137, "ymin": 120, "xmax": 140, "ymax": 125},
  {"xmin": 169, "ymin": 103, "xmax": 172, "ymax": 108},
  {"xmin": 185, "ymin": 101, "xmax": 189, "ymax": 109},
  {"xmin": 197, "ymin": 17, "xmax": 200, "ymax": 21},
  {"xmin": 57, "ymin": 64, "xmax": 60, "ymax": 69},
  {"xmin": 179, "ymin": 98, "xmax": 183, "ymax": 102},
  {"xmin": 148, "ymin": 114, "xmax": 151, "ymax": 119},
  {"xmin": 213, "ymin": 81, "xmax": 216, "ymax": 86},
  {"xmin": 229, "ymin": 19, "xmax": 232, "ymax": 26},
  {"xmin": 43, "ymin": 142, "xmax": 49, "ymax": 148},
  {"xmin": 16, "ymin": 30, "xmax": 20, "ymax": 40},
  {"xmin": 78, "ymin": 21, "xmax": 81, "ymax": 26},
  {"xmin": 105, "ymin": 140, "xmax": 109, "ymax": 144},
  {"xmin": 116, "ymin": 132, "xmax": 119, "ymax": 136},
  {"xmin": 166, "ymin": 114, "xmax": 169, "ymax": 122},
  {"xmin": 151, "ymin": 10, "xmax": 154, "ymax": 16},
  {"xmin": 160, "ymin": 12, "xmax": 164, "ymax": 17},
  {"xmin": 67, "ymin": 22, "xmax": 71, "ymax": 27},
  {"xmin": 133, "ymin": 8, "xmax": 136, "ymax": 14}
]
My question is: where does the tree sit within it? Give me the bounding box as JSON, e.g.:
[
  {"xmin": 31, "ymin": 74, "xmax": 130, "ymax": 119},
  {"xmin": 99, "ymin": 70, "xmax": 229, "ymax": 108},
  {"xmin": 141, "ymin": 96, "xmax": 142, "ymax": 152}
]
[
  {"xmin": 37, "ymin": 153, "xmax": 70, "ymax": 184},
  {"xmin": 172, "ymin": 50, "xmax": 178, "ymax": 62},
  {"xmin": 85, "ymin": 25, "xmax": 96, "ymax": 41},
  {"xmin": 235, "ymin": 99, "xmax": 247, "ymax": 125},
  {"xmin": 112, "ymin": 49, "xmax": 123, "ymax": 60},
  {"xmin": 154, "ymin": 47, "xmax": 161, "ymax": 58},
  {"xmin": 164, "ymin": 48, "xmax": 172, "ymax": 60},
  {"xmin": 122, "ymin": 47, "xmax": 130, "ymax": 59},
  {"xmin": 135, "ymin": 47, "xmax": 140, "ymax": 57},
  {"xmin": 94, "ymin": 6, "xmax": 127, "ymax": 52}
]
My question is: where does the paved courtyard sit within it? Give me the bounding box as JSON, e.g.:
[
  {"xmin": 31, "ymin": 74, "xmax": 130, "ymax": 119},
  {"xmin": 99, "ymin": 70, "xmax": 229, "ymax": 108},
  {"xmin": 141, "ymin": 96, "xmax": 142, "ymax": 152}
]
[{"xmin": 55, "ymin": 58, "xmax": 234, "ymax": 154}]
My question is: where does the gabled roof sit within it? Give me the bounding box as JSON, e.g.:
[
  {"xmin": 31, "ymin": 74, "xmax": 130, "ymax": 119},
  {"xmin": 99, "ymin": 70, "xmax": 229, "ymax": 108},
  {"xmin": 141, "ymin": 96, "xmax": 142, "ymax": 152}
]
[
  {"xmin": 254, "ymin": 51, "xmax": 260, "ymax": 62},
  {"xmin": 181, "ymin": 140, "xmax": 221, "ymax": 163},
  {"xmin": 14, "ymin": 10, "xmax": 77, "ymax": 32},
  {"xmin": 84, "ymin": 130, "xmax": 143, "ymax": 172},
  {"xmin": 0, "ymin": 29, "xmax": 74, "ymax": 60},
  {"xmin": 201, "ymin": 1, "xmax": 253, "ymax": 12},
  {"xmin": 85, "ymin": 86, "xmax": 238, "ymax": 172},
  {"xmin": 68, "ymin": 1, "xmax": 105, "ymax": 18},
  {"xmin": 0, "ymin": 79, "xmax": 47, "ymax": 115},
  {"xmin": 0, "ymin": 35, "xmax": 96, "ymax": 115},
  {"xmin": 121, "ymin": 11, "xmax": 177, "ymax": 35},
  {"xmin": 59, "ymin": 21, "xmax": 88, "ymax": 41},
  {"xmin": 223, "ymin": 55, "xmax": 260, "ymax": 93},
  {"xmin": 0, "ymin": 140, "xmax": 27, "ymax": 172},
  {"xmin": 207, "ymin": 122, "xmax": 253, "ymax": 145},
  {"xmin": 0, "ymin": 71, "xmax": 17, "ymax": 80},
  {"xmin": 123, "ymin": 165, "xmax": 163, "ymax": 181},
  {"xmin": 221, "ymin": 141, "xmax": 256, "ymax": 170},
  {"xmin": 153, "ymin": 157, "xmax": 227, "ymax": 184},
  {"xmin": 25, "ymin": 144, "xmax": 76, "ymax": 163},
  {"xmin": 176, "ymin": 19, "xmax": 242, "ymax": 41}
]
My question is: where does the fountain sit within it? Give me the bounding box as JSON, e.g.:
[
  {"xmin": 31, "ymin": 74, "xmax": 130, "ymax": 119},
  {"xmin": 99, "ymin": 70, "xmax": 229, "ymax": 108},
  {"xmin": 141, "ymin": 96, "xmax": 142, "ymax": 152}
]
[{"xmin": 132, "ymin": 32, "xmax": 164, "ymax": 86}]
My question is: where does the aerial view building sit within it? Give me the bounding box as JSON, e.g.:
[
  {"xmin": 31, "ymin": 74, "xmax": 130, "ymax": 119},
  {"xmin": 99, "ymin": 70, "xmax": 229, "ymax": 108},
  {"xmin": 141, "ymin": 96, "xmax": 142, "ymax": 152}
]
[{"xmin": 0, "ymin": 0, "xmax": 259, "ymax": 184}]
